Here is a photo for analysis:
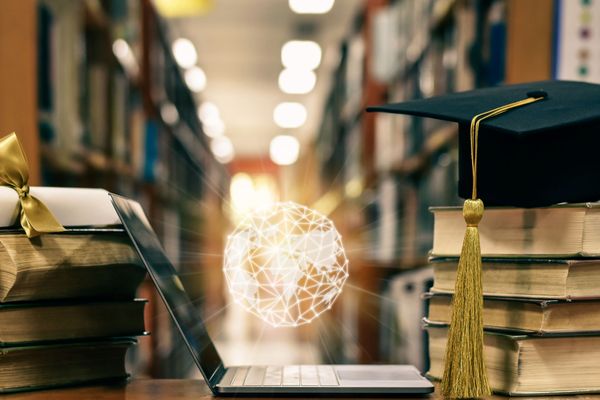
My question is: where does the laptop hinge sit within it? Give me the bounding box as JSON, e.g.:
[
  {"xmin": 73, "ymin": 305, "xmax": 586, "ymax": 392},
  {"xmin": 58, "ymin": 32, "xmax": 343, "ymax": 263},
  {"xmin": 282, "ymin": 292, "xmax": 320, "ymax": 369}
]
[{"xmin": 209, "ymin": 363, "xmax": 227, "ymax": 387}]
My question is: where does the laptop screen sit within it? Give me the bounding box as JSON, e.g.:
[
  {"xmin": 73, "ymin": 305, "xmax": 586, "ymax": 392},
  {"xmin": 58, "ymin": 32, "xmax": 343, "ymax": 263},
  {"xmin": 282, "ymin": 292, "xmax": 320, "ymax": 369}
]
[{"xmin": 110, "ymin": 194, "xmax": 224, "ymax": 385}]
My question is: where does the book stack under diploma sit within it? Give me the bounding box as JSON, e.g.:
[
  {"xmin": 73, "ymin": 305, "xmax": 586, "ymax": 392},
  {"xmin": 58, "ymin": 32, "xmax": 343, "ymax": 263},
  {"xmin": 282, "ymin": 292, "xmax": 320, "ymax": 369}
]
[
  {"xmin": 425, "ymin": 203, "xmax": 600, "ymax": 396},
  {"xmin": 0, "ymin": 188, "xmax": 146, "ymax": 393}
]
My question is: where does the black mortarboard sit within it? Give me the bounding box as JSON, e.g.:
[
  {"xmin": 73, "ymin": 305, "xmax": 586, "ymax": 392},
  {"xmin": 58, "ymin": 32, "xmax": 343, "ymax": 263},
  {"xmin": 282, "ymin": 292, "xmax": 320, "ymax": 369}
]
[{"xmin": 368, "ymin": 80, "xmax": 600, "ymax": 207}]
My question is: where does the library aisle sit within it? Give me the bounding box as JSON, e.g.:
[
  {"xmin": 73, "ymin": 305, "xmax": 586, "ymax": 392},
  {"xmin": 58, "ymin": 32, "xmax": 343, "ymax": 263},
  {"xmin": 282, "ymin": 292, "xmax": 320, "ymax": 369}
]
[{"xmin": 1, "ymin": 0, "xmax": 599, "ymax": 395}]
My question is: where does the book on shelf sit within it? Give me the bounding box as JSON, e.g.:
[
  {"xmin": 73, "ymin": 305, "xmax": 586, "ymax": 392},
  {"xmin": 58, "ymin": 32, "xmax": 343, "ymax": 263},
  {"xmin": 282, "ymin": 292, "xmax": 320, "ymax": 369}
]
[
  {"xmin": 431, "ymin": 202, "xmax": 600, "ymax": 257},
  {"xmin": 381, "ymin": 267, "xmax": 433, "ymax": 371},
  {"xmin": 0, "ymin": 300, "xmax": 146, "ymax": 345},
  {"xmin": 0, "ymin": 339, "xmax": 134, "ymax": 393},
  {"xmin": 430, "ymin": 258, "xmax": 600, "ymax": 299},
  {"xmin": 426, "ymin": 292, "xmax": 600, "ymax": 334},
  {"xmin": 427, "ymin": 325, "xmax": 600, "ymax": 395}
]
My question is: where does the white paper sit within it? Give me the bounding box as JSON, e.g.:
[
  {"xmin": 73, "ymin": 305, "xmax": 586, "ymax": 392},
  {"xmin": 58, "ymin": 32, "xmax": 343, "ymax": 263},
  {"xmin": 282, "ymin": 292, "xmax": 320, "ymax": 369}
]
[{"xmin": 0, "ymin": 186, "xmax": 120, "ymax": 228}]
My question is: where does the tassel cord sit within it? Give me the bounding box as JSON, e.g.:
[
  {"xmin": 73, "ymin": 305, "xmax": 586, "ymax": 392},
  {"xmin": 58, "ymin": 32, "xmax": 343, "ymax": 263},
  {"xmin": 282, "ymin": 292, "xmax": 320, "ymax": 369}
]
[{"xmin": 441, "ymin": 94, "xmax": 545, "ymax": 399}]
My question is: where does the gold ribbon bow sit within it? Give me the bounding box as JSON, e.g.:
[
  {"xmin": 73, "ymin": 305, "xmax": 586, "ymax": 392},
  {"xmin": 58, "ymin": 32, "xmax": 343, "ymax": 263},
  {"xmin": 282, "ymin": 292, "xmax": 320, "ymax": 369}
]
[{"xmin": 0, "ymin": 133, "xmax": 65, "ymax": 237}]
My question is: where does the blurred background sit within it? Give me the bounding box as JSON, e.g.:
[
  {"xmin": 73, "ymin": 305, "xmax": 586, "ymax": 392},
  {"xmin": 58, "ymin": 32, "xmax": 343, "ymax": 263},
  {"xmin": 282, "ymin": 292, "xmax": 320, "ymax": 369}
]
[{"xmin": 0, "ymin": 0, "xmax": 593, "ymax": 379}]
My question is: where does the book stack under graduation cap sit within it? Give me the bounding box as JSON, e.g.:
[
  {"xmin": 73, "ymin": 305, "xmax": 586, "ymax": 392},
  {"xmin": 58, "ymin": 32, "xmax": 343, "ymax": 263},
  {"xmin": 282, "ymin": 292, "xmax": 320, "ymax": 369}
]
[
  {"xmin": 367, "ymin": 80, "xmax": 600, "ymax": 397},
  {"xmin": 425, "ymin": 203, "xmax": 600, "ymax": 395},
  {"xmin": 0, "ymin": 187, "xmax": 146, "ymax": 393}
]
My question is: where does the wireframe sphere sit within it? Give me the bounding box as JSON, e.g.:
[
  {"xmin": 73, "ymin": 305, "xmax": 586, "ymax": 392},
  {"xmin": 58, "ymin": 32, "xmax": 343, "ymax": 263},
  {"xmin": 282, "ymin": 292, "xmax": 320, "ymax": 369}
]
[{"xmin": 223, "ymin": 202, "xmax": 349, "ymax": 327}]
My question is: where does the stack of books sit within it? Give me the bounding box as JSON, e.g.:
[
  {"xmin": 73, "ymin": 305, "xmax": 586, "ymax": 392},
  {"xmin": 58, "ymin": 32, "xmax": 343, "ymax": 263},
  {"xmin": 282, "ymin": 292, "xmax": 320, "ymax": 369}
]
[
  {"xmin": 425, "ymin": 203, "xmax": 600, "ymax": 395},
  {"xmin": 0, "ymin": 188, "xmax": 146, "ymax": 393}
]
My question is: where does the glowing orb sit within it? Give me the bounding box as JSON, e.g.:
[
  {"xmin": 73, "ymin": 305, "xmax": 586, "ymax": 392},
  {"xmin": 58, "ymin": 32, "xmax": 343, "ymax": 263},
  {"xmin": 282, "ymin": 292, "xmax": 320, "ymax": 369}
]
[{"xmin": 223, "ymin": 202, "xmax": 349, "ymax": 327}]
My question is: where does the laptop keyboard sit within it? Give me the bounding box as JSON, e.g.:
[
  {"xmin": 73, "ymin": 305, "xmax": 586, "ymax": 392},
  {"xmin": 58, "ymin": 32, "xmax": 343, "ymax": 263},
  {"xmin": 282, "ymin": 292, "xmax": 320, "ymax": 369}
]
[{"xmin": 230, "ymin": 365, "xmax": 340, "ymax": 387}]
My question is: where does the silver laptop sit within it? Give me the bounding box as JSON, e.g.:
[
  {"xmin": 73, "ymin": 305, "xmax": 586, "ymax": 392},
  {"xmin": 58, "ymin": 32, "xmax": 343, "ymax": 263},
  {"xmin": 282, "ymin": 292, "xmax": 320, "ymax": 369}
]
[{"xmin": 110, "ymin": 194, "xmax": 434, "ymax": 395}]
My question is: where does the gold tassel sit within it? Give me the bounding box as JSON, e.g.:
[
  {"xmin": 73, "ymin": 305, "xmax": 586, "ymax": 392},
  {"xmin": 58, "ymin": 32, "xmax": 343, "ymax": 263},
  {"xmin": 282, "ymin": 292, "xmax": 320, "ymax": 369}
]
[
  {"xmin": 440, "ymin": 94, "xmax": 546, "ymax": 398},
  {"xmin": 441, "ymin": 198, "xmax": 490, "ymax": 398}
]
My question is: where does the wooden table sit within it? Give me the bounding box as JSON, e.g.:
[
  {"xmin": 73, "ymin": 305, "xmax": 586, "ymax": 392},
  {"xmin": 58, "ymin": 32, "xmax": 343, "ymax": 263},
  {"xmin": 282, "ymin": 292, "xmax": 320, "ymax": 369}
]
[{"xmin": 3, "ymin": 380, "xmax": 600, "ymax": 400}]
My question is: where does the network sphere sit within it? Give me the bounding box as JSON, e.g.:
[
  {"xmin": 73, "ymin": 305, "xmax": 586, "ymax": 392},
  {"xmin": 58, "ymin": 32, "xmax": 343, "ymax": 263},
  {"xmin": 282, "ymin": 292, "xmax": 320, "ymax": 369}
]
[{"xmin": 223, "ymin": 202, "xmax": 349, "ymax": 327}]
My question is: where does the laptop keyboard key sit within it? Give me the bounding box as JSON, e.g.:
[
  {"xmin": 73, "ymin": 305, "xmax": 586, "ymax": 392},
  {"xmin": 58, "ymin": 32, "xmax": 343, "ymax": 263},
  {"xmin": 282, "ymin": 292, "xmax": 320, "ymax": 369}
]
[
  {"xmin": 244, "ymin": 367, "xmax": 266, "ymax": 386},
  {"xmin": 231, "ymin": 367, "xmax": 249, "ymax": 386},
  {"xmin": 282, "ymin": 366, "xmax": 300, "ymax": 386},
  {"xmin": 317, "ymin": 366, "xmax": 339, "ymax": 386},
  {"xmin": 263, "ymin": 366, "xmax": 282, "ymax": 386},
  {"xmin": 300, "ymin": 365, "xmax": 319, "ymax": 386}
]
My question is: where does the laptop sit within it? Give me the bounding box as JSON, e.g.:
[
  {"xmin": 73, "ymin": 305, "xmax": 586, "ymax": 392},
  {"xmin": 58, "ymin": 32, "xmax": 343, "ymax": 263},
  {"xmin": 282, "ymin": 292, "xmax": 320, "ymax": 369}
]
[{"xmin": 109, "ymin": 194, "xmax": 434, "ymax": 395}]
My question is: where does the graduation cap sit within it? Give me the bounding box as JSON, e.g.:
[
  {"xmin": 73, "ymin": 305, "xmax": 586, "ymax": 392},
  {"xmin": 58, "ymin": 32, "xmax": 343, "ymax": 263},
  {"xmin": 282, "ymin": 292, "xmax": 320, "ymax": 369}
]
[
  {"xmin": 368, "ymin": 80, "xmax": 600, "ymax": 208},
  {"xmin": 367, "ymin": 80, "xmax": 600, "ymax": 398}
]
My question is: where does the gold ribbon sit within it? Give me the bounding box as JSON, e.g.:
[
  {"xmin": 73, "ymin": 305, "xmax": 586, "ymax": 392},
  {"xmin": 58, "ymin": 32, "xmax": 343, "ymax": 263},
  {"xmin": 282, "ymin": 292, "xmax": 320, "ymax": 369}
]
[{"xmin": 0, "ymin": 133, "xmax": 65, "ymax": 237}]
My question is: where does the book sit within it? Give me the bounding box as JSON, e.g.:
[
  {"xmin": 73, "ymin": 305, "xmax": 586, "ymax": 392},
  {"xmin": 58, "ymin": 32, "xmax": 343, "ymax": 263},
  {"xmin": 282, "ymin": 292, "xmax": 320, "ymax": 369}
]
[
  {"xmin": 431, "ymin": 203, "xmax": 600, "ymax": 257},
  {"xmin": 426, "ymin": 293, "xmax": 600, "ymax": 334},
  {"xmin": 430, "ymin": 258, "xmax": 600, "ymax": 299},
  {"xmin": 0, "ymin": 300, "xmax": 145, "ymax": 345},
  {"xmin": 0, "ymin": 339, "xmax": 133, "ymax": 393},
  {"xmin": 428, "ymin": 326, "xmax": 600, "ymax": 395},
  {"xmin": 0, "ymin": 231, "xmax": 145, "ymax": 302},
  {"xmin": 381, "ymin": 267, "xmax": 433, "ymax": 370}
]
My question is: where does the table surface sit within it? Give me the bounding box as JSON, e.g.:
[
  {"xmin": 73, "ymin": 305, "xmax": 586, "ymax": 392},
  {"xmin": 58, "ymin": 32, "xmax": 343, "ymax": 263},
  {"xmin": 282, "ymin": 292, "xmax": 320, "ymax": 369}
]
[{"xmin": 4, "ymin": 380, "xmax": 600, "ymax": 400}]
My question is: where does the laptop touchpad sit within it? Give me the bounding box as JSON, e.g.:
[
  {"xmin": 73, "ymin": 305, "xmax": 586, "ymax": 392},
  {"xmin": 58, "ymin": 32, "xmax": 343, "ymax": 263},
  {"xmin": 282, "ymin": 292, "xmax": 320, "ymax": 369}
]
[{"xmin": 337, "ymin": 369, "xmax": 421, "ymax": 381}]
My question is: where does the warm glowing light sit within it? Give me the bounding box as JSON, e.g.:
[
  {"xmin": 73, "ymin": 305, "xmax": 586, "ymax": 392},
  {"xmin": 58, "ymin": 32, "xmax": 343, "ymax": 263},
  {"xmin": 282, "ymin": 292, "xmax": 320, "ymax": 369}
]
[
  {"xmin": 345, "ymin": 178, "xmax": 363, "ymax": 198},
  {"xmin": 223, "ymin": 202, "xmax": 349, "ymax": 327},
  {"xmin": 198, "ymin": 102, "xmax": 220, "ymax": 124},
  {"xmin": 270, "ymin": 135, "xmax": 300, "ymax": 166},
  {"xmin": 210, "ymin": 136, "xmax": 234, "ymax": 163},
  {"xmin": 171, "ymin": 38, "xmax": 197, "ymax": 69},
  {"xmin": 281, "ymin": 40, "xmax": 322, "ymax": 70},
  {"xmin": 278, "ymin": 68, "xmax": 316, "ymax": 94},
  {"xmin": 154, "ymin": 0, "xmax": 214, "ymax": 17},
  {"xmin": 273, "ymin": 102, "xmax": 307, "ymax": 128},
  {"xmin": 203, "ymin": 118, "xmax": 225, "ymax": 138},
  {"xmin": 112, "ymin": 39, "xmax": 139, "ymax": 76},
  {"xmin": 198, "ymin": 102, "xmax": 224, "ymax": 137},
  {"xmin": 230, "ymin": 174, "xmax": 278, "ymax": 216},
  {"xmin": 160, "ymin": 103, "xmax": 179, "ymax": 125},
  {"xmin": 184, "ymin": 66, "xmax": 207, "ymax": 92},
  {"xmin": 230, "ymin": 173, "xmax": 255, "ymax": 212},
  {"xmin": 288, "ymin": 0, "xmax": 334, "ymax": 14}
]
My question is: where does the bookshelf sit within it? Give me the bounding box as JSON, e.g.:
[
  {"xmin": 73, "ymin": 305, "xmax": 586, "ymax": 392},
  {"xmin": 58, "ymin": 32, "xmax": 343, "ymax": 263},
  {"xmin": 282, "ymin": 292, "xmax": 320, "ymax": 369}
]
[
  {"xmin": 0, "ymin": 0, "xmax": 229, "ymax": 379},
  {"xmin": 0, "ymin": 0, "xmax": 40, "ymax": 185},
  {"xmin": 310, "ymin": 0, "xmax": 555, "ymax": 366}
]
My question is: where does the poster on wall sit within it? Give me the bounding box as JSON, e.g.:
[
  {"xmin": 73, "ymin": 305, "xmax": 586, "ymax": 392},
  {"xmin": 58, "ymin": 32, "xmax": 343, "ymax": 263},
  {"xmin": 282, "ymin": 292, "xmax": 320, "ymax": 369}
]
[{"xmin": 554, "ymin": 0, "xmax": 600, "ymax": 82}]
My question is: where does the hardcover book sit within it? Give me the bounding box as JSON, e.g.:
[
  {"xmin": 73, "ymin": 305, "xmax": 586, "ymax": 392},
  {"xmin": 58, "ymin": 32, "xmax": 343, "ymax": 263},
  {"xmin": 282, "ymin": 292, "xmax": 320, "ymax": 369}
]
[
  {"xmin": 431, "ymin": 203, "xmax": 600, "ymax": 257},
  {"xmin": 426, "ymin": 293, "xmax": 600, "ymax": 334},
  {"xmin": 428, "ymin": 326, "xmax": 600, "ymax": 395},
  {"xmin": 430, "ymin": 258, "xmax": 600, "ymax": 299},
  {"xmin": 0, "ymin": 339, "xmax": 134, "ymax": 393},
  {"xmin": 0, "ymin": 300, "xmax": 145, "ymax": 345}
]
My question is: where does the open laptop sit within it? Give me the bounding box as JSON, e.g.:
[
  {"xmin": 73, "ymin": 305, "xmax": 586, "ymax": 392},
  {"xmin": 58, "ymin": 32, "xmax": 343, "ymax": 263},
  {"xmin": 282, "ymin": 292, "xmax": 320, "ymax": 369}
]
[{"xmin": 109, "ymin": 194, "xmax": 434, "ymax": 395}]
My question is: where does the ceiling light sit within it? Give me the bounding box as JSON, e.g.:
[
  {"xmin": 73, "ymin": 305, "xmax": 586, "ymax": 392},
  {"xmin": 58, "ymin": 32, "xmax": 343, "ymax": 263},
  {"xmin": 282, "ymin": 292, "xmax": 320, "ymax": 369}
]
[
  {"xmin": 184, "ymin": 66, "xmax": 207, "ymax": 92},
  {"xmin": 270, "ymin": 135, "xmax": 300, "ymax": 166},
  {"xmin": 171, "ymin": 38, "xmax": 197, "ymax": 69},
  {"xmin": 278, "ymin": 68, "xmax": 316, "ymax": 94},
  {"xmin": 281, "ymin": 40, "xmax": 322, "ymax": 70},
  {"xmin": 203, "ymin": 118, "xmax": 225, "ymax": 138},
  {"xmin": 230, "ymin": 173, "xmax": 255, "ymax": 212},
  {"xmin": 288, "ymin": 0, "xmax": 334, "ymax": 14},
  {"xmin": 211, "ymin": 136, "xmax": 234, "ymax": 163},
  {"xmin": 197, "ymin": 101, "xmax": 220, "ymax": 124},
  {"xmin": 273, "ymin": 102, "xmax": 307, "ymax": 129},
  {"xmin": 160, "ymin": 102, "xmax": 179, "ymax": 125}
]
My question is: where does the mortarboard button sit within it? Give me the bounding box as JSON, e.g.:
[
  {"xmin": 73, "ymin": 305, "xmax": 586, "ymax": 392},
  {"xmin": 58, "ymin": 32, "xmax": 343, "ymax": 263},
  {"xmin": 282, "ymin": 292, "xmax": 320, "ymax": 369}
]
[{"xmin": 526, "ymin": 89, "xmax": 548, "ymax": 98}]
